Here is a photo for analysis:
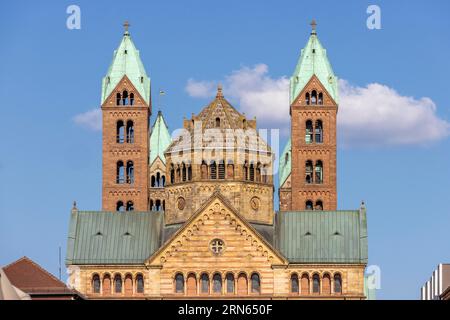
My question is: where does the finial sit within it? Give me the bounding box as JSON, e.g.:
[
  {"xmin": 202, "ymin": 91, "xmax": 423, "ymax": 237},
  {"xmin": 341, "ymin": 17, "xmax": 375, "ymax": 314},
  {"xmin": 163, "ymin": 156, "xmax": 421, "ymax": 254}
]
[
  {"xmin": 216, "ymin": 83, "xmax": 224, "ymax": 98},
  {"xmin": 72, "ymin": 201, "xmax": 78, "ymax": 213},
  {"xmin": 310, "ymin": 19, "xmax": 317, "ymax": 34},
  {"xmin": 123, "ymin": 20, "xmax": 130, "ymax": 35},
  {"xmin": 360, "ymin": 200, "xmax": 366, "ymax": 209}
]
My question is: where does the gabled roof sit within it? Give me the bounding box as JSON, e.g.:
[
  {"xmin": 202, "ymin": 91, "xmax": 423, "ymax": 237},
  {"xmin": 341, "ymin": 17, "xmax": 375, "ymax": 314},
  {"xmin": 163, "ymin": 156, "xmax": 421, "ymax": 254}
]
[
  {"xmin": 275, "ymin": 206, "xmax": 368, "ymax": 264},
  {"xmin": 66, "ymin": 211, "xmax": 163, "ymax": 265},
  {"xmin": 101, "ymin": 29, "xmax": 150, "ymax": 105},
  {"xmin": 3, "ymin": 257, "xmax": 74, "ymax": 295},
  {"xmin": 290, "ymin": 24, "xmax": 338, "ymax": 104},
  {"xmin": 150, "ymin": 111, "xmax": 172, "ymax": 165},
  {"xmin": 279, "ymin": 138, "xmax": 291, "ymax": 187}
]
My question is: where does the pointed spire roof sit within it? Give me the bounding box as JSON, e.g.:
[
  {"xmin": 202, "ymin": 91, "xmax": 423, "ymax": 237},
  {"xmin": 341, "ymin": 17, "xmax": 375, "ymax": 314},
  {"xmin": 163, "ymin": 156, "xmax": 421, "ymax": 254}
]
[
  {"xmin": 290, "ymin": 20, "xmax": 338, "ymax": 104},
  {"xmin": 101, "ymin": 22, "xmax": 151, "ymax": 104},
  {"xmin": 150, "ymin": 111, "xmax": 171, "ymax": 165}
]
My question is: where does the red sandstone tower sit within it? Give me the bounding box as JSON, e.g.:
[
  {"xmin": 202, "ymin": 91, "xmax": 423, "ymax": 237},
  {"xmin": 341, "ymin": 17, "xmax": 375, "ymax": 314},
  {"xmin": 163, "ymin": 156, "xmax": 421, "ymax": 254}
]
[{"xmin": 101, "ymin": 22, "xmax": 151, "ymax": 211}]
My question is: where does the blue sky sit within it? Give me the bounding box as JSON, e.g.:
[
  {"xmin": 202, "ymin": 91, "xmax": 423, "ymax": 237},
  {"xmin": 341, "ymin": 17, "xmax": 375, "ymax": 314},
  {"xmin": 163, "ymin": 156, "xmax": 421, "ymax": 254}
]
[{"xmin": 1, "ymin": 0, "xmax": 449, "ymax": 299}]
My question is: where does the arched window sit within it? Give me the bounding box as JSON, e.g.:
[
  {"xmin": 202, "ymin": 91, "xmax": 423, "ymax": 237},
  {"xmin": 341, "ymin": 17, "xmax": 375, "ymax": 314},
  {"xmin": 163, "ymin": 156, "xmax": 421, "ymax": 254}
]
[
  {"xmin": 126, "ymin": 161, "xmax": 134, "ymax": 184},
  {"xmin": 305, "ymin": 92, "xmax": 310, "ymax": 105},
  {"xmin": 187, "ymin": 166, "xmax": 192, "ymax": 181},
  {"xmin": 182, "ymin": 162, "xmax": 187, "ymax": 182},
  {"xmin": 170, "ymin": 164, "xmax": 175, "ymax": 184},
  {"xmin": 156, "ymin": 172, "xmax": 161, "ymax": 187},
  {"xmin": 315, "ymin": 160, "xmax": 323, "ymax": 184},
  {"xmin": 243, "ymin": 119, "xmax": 247, "ymax": 129},
  {"xmin": 162, "ymin": 200, "xmax": 166, "ymax": 211},
  {"xmin": 315, "ymin": 200, "xmax": 323, "ymax": 211},
  {"xmin": 251, "ymin": 273, "xmax": 260, "ymax": 294},
  {"xmin": 114, "ymin": 274, "xmax": 122, "ymax": 294},
  {"xmin": 218, "ymin": 160, "xmax": 225, "ymax": 179},
  {"xmin": 215, "ymin": 117, "xmax": 221, "ymax": 128},
  {"xmin": 249, "ymin": 162, "xmax": 255, "ymax": 181},
  {"xmin": 243, "ymin": 161, "xmax": 249, "ymax": 181},
  {"xmin": 227, "ymin": 161, "xmax": 234, "ymax": 179},
  {"xmin": 256, "ymin": 163, "xmax": 261, "ymax": 182},
  {"xmin": 318, "ymin": 92, "xmax": 323, "ymax": 105},
  {"xmin": 226, "ymin": 273, "xmax": 235, "ymax": 294},
  {"xmin": 210, "ymin": 161, "xmax": 217, "ymax": 179},
  {"xmin": 155, "ymin": 200, "xmax": 161, "ymax": 211},
  {"xmin": 334, "ymin": 274, "xmax": 342, "ymax": 294},
  {"xmin": 305, "ymin": 160, "xmax": 313, "ymax": 184},
  {"xmin": 305, "ymin": 200, "xmax": 313, "ymax": 210},
  {"xmin": 161, "ymin": 175, "xmax": 166, "ymax": 186},
  {"xmin": 262, "ymin": 165, "xmax": 268, "ymax": 183},
  {"xmin": 116, "ymin": 92, "xmax": 122, "ymax": 105},
  {"xmin": 312, "ymin": 274, "xmax": 320, "ymax": 294},
  {"xmin": 150, "ymin": 200, "xmax": 154, "ymax": 211},
  {"xmin": 176, "ymin": 165, "xmax": 181, "ymax": 182},
  {"xmin": 117, "ymin": 120, "xmax": 125, "ymax": 143},
  {"xmin": 126, "ymin": 120, "xmax": 134, "ymax": 143},
  {"xmin": 129, "ymin": 93, "xmax": 134, "ymax": 105},
  {"xmin": 92, "ymin": 274, "xmax": 101, "ymax": 294},
  {"xmin": 124, "ymin": 274, "xmax": 133, "ymax": 296},
  {"xmin": 237, "ymin": 273, "xmax": 248, "ymax": 295},
  {"xmin": 305, "ymin": 120, "xmax": 313, "ymax": 144},
  {"xmin": 136, "ymin": 274, "xmax": 144, "ymax": 294},
  {"xmin": 175, "ymin": 273, "xmax": 184, "ymax": 294},
  {"xmin": 126, "ymin": 201, "xmax": 134, "ymax": 211},
  {"xmin": 201, "ymin": 273, "xmax": 209, "ymax": 294},
  {"xmin": 301, "ymin": 274, "xmax": 310, "ymax": 295},
  {"xmin": 311, "ymin": 90, "xmax": 317, "ymax": 105},
  {"xmin": 117, "ymin": 161, "xmax": 125, "ymax": 184},
  {"xmin": 291, "ymin": 274, "xmax": 299, "ymax": 294},
  {"xmin": 315, "ymin": 120, "xmax": 323, "ymax": 143},
  {"xmin": 122, "ymin": 90, "xmax": 129, "ymax": 105},
  {"xmin": 187, "ymin": 273, "xmax": 197, "ymax": 296},
  {"xmin": 151, "ymin": 175, "xmax": 156, "ymax": 187},
  {"xmin": 213, "ymin": 273, "xmax": 222, "ymax": 294},
  {"xmin": 201, "ymin": 161, "xmax": 208, "ymax": 180},
  {"xmin": 102, "ymin": 274, "xmax": 111, "ymax": 295},
  {"xmin": 323, "ymin": 273, "xmax": 331, "ymax": 295},
  {"xmin": 116, "ymin": 201, "xmax": 125, "ymax": 212}
]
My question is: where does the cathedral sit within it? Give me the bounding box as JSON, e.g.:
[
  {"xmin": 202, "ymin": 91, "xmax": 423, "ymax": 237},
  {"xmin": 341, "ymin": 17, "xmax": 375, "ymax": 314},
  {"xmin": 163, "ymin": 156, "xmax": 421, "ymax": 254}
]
[{"xmin": 66, "ymin": 21, "xmax": 370, "ymax": 299}]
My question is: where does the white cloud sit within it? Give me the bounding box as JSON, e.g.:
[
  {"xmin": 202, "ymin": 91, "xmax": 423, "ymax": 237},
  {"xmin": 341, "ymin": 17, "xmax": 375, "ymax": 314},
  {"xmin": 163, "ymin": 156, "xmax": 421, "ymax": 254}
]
[
  {"xmin": 73, "ymin": 108, "xmax": 102, "ymax": 131},
  {"xmin": 185, "ymin": 78, "xmax": 215, "ymax": 98},
  {"xmin": 185, "ymin": 65, "xmax": 450, "ymax": 147}
]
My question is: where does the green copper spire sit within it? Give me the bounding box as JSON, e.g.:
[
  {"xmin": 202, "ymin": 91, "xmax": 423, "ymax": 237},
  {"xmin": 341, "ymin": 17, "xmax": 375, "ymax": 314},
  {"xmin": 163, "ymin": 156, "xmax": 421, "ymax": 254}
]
[
  {"xmin": 101, "ymin": 21, "xmax": 151, "ymax": 104},
  {"xmin": 279, "ymin": 138, "xmax": 291, "ymax": 187},
  {"xmin": 150, "ymin": 111, "xmax": 172, "ymax": 165},
  {"xmin": 290, "ymin": 20, "xmax": 338, "ymax": 104}
]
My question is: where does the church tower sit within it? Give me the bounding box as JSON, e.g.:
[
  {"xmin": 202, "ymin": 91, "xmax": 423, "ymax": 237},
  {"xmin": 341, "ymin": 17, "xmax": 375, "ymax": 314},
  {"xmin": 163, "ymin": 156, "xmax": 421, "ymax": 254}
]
[
  {"xmin": 101, "ymin": 22, "xmax": 151, "ymax": 211},
  {"xmin": 280, "ymin": 20, "xmax": 338, "ymax": 211}
]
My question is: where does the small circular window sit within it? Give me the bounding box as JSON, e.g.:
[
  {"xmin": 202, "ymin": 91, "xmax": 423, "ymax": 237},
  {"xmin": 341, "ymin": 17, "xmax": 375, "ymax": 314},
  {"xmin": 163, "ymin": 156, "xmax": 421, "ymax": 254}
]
[{"xmin": 210, "ymin": 239, "xmax": 225, "ymax": 255}]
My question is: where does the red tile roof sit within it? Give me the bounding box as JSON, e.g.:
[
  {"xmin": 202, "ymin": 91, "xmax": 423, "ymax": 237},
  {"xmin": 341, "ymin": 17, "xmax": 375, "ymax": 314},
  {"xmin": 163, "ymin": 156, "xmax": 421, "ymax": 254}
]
[{"xmin": 3, "ymin": 257, "xmax": 75, "ymax": 295}]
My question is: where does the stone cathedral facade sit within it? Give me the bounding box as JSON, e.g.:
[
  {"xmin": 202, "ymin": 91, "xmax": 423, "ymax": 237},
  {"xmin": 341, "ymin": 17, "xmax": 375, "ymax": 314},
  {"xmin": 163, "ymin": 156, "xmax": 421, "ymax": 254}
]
[{"xmin": 66, "ymin": 22, "xmax": 370, "ymax": 299}]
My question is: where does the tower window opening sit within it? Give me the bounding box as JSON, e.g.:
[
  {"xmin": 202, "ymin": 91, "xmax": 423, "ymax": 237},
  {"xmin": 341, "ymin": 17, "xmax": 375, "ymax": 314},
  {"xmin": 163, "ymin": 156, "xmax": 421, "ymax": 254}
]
[
  {"xmin": 136, "ymin": 274, "xmax": 144, "ymax": 293},
  {"xmin": 312, "ymin": 274, "xmax": 320, "ymax": 294},
  {"xmin": 151, "ymin": 175, "xmax": 156, "ymax": 187},
  {"xmin": 116, "ymin": 92, "xmax": 122, "ymax": 105},
  {"xmin": 187, "ymin": 165, "xmax": 192, "ymax": 181},
  {"xmin": 175, "ymin": 273, "xmax": 184, "ymax": 294},
  {"xmin": 305, "ymin": 160, "xmax": 313, "ymax": 184},
  {"xmin": 215, "ymin": 117, "xmax": 221, "ymax": 128},
  {"xmin": 126, "ymin": 201, "xmax": 134, "ymax": 211},
  {"xmin": 305, "ymin": 120, "xmax": 313, "ymax": 144},
  {"xmin": 244, "ymin": 161, "xmax": 249, "ymax": 181},
  {"xmin": 305, "ymin": 92, "xmax": 310, "ymax": 105},
  {"xmin": 226, "ymin": 273, "xmax": 235, "ymax": 294},
  {"xmin": 227, "ymin": 161, "xmax": 234, "ymax": 179},
  {"xmin": 201, "ymin": 161, "xmax": 208, "ymax": 180},
  {"xmin": 162, "ymin": 175, "xmax": 166, "ymax": 186},
  {"xmin": 251, "ymin": 273, "xmax": 260, "ymax": 294},
  {"xmin": 176, "ymin": 166, "xmax": 181, "ymax": 183},
  {"xmin": 334, "ymin": 274, "xmax": 342, "ymax": 294},
  {"xmin": 213, "ymin": 273, "xmax": 222, "ymax": 294},
  {"xmin": 291, "ymin": 274, "xmax": 299, "ymax": 294},
  {"xmin": 318, "ymin": 92, "xmax": 323, "ymax": 105},
  {"xmin": 155, "ymin": 200, "xmax": 161, "ymax": 211},
  {"xmin": 114, "ymin": 274, "xmax": 123, "ymax": 294},
  {"xmin": 156, "ymin": 172, "xmax": 161, "ymax": 187},
  {"xmin": 210, "ymin": 161, "xmax": 217, "ymax": 179},
  {"xmin": 182, "ymin": 162, "xmax": 187, "ymax": 182},
  {"xmin": 315, "ymin": 120, "xmax": 323, "ymax": 143},
  {"xmin": 249, "ymin": 162, "xmax": 255, "ymax": 181},
  {"xmin": 311, "ymin": 90, "xmax": 317, "ymax": 105},
  {"xmin": 201, "ymin": 273, "xmax": 209, "ymax": 294},
  {"xmin": 92, "ymin": 274, "xmax": 101, "ymax": 294},
  {"xmin": 122, "ymin": 90, "xmax": 129, "ymax": 105},
  {"xmin": 315, "ymin": 200, "xmax": 323, "ymax": 211},
  {"xmin": 126, "ymin": 120, "xmax": 134, "ymax": 143},
  {"xmin": 218, "ymin": 160, "xmax": 225, "ymax": 179},
  {"xmin": 126, "ymin": 161, "xmax": 134, "ymax": 184},
  {"xmin": 129, "ymin": 93, "xmax": 134, "ymax": 105},
  {"xmin": 305, "ymin": 200, "xmax": 313, "ymax": 210},
  {"xmin": 170, "ymin": 164, "xmax": 175, "ymax": 184},
  {"xmin": 256, "ymin": 163, "xmax": 262, "ymax": 182},
  {"xmin": 117, "ymin": 161, "xmax": 125, "ymax": 184},
  {"xmin": 315, "ymin": 160, "xmax": 323, "ymax": 184},
  {"xmin": 116, "ymin": 201, "xmax": 125, "ymax": 212},
  {"xmin": 117, "ymin": 120, "xmax": 125, "ymax": 143}
]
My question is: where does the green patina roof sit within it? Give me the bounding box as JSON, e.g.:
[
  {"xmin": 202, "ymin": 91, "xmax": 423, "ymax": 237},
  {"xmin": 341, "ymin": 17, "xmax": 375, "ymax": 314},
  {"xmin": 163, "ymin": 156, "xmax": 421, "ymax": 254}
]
[
  {"xmin": 66, "ymin": 210, "xmax": 163, "ymax": 265},
  {"xmin": 279, "ymin": 138, "xmax": 291, "ymax": 187},
  {"xmin": 290, "ymin": 27, "xmax": 338, "ymax": 104},
  {"xmin": 101, "ymin": 30, "xmax": 151, "ymax": 105},
  {"xmin": 150, "ymin": 111, "xmax": 172, "ymax": 165},
  {"xmin": 275, "ymin": 207, "xmax": 368, "ymax": 264}
]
